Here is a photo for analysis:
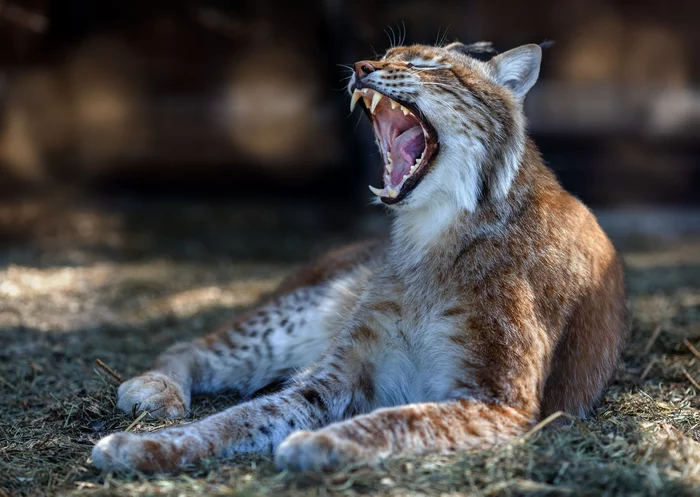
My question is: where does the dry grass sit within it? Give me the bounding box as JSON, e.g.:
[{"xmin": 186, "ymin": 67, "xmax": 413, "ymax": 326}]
[{"xmin": 1, "ymin": 197, "xmax": 699, "ymax": 496}]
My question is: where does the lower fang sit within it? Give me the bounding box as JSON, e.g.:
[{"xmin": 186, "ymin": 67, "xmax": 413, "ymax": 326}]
[{"xmin": 368, "ymin": 185, "xmax": 383, "ymax": 196}]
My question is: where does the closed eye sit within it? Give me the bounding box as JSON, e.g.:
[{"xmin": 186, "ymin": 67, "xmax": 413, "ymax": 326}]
[{"xmin": 406, "ymin": 62, "xmax": 449, "ymax": 71}]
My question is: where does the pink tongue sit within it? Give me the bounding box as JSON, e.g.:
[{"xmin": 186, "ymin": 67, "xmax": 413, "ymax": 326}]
[{"xmin": 390, "ymin": 126, "xmax": 425, "ymax": 185}]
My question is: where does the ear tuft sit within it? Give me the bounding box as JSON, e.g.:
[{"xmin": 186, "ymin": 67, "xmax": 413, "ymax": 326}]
[{"xmin": 488, "ymin": 44, "xmax": 542, "ymax": 100}]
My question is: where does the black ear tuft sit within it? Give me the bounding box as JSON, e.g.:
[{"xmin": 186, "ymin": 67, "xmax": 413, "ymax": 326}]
[
  {"xmin": 539, "ymin": 40, "xmax": 555, "ymax": 50},
  {"xmin": 445, "ymin": 41, "xmax": 498, "ymax": 61}
]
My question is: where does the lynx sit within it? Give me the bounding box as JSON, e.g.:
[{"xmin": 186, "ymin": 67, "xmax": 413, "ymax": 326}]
[{"xmin": 92, "ymin": 41, "xmax": 628, "ymax": 473}]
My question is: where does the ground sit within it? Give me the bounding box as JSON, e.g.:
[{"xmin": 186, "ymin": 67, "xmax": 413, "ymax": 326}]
[{"xmin": 1, "ymin": 197, "xmax": 699, "ymax": 496}]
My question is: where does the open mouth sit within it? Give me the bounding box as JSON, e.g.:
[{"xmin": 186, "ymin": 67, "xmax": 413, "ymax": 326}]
[{"xmin": 350, "ymin": 87, "xmax": 439, "ymax": 204}]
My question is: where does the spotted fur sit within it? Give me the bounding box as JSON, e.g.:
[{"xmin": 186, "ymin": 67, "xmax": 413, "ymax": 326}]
[{"xmin": 92, "ymin": 42, "xmax": 628, "ymax": 473}]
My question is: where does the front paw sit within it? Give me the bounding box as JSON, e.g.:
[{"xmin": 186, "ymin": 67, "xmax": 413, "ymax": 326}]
[
  {"xmin": 275, "ymin": 430, "xmax": 369, "ymax": 472},
  {"xmin": 117, "ymin": 372, "xmax": 189, "ymax": 419},
  {"xmin": 92, "ymin": 433, "xmax": 180, "ymax": 473},
  {"xmin": 91, "ymin": 433, "xmax": 143, "ymax": 472}
]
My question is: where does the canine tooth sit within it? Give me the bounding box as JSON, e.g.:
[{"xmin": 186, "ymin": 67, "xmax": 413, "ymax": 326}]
[
  {"xmin": 350, "ymin": 90, "xmax": 361, "ymax": 112},
  {"xmin": 387, "ymin": 187, "xmax": 398, "ymax": 198},
  {"xmin": 370, "ymin": 93, "xmax": 382, "ymax": 113},
  {"xmin": 390, "ymin": 100, "xmax": 398, "ymax": 109},
  {"xmin": 368, "ymin": 185, "xmax": 383, "ymax": 196},
  {"xmin": 401, "ymin": 106, "xmax": 410, "ymax": 116}
]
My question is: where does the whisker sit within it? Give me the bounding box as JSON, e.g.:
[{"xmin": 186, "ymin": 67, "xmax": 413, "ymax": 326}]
[{"xmin": 436, "ymin": 25, "xmax": 451, "ymax": 47}]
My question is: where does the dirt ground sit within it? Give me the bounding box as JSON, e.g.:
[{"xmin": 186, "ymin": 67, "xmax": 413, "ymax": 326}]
[{"xmin": 1, "ymin": 197, "xmax": 699, "ymax": 496}]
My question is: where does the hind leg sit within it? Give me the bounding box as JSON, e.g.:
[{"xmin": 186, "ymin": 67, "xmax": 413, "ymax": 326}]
[
  {"xmin": 115, "ymin": 240, "xmax": 380, "ymax": 419},
  {"xmin": 541, "ymin": 255, "xmax": 628, "ymax": 417},
  {"xmin": 116, "ymin": 284, "xmax": 336, "ymax": 418}
]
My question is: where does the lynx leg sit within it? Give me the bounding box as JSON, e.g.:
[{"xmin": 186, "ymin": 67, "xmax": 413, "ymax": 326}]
[
  {"xmin": 116, "ymin": 242, "xmax": 379, "ymax": 419},
  {"xmin": 92, "ymin": 358, "xmax": 370, "ymax": 473},
  {"xmin": 116, "ymin": 285, "xmax": 334, "ymax": 419},
  {"xmin": 93, "ymin": 309, "xmax": 386, "ymax": 473},
  {"xmin": 275, "ymin": 400, "xmax": 535, "ymax": 471}
]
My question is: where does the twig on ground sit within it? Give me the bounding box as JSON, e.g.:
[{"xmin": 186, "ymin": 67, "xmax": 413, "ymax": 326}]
[
  {"xmin": 640, "ymin": 359, "xmax": 658, "ymax": 380},
  {"xmin": 125, "ymin": 411, "xmax": 149, "ymax": 432},
  {"xmin": 682, "ymin": 368, "xmax": 700, "ymax": 391},
  {"xmin": 643, "ymin": 325, "xmax": 663, "ymax": 354},
  {"xmin": 521, "ymin": 411, "xmax": 578, "ymax": 441},
  {"xmin": 683, "ymin": 338, "xmax": 700, "ymax": 361},
  {"xmin": 0, "ymin": 374, "xmax": 17, "ymax": 391},
  {"xmin": 95, "ymin": 359, "xmax": 124, "ymax": 384}
]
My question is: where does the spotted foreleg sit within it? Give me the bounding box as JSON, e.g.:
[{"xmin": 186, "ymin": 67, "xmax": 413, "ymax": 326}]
[
  {"xmin": 275, "ymin": 400, "xmax": 536, "ymax": 471},
  {"xmin": 116, "ymin": 285, "xmax": 334, "ymax": 418},
  {"xmin": 92, "ymin": 360, "xmax": 369, "ymax": 473}
]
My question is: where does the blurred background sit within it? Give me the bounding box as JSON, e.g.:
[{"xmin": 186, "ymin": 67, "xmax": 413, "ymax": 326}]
[{"xmin": 0, "ymin": 0, "xmax": 699, "ymax": 261}]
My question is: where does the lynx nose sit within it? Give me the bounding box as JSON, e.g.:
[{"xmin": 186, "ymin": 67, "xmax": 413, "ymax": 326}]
[{"xmin": 354, "ymin": 61, "xmax": 376, "ymax": 78}]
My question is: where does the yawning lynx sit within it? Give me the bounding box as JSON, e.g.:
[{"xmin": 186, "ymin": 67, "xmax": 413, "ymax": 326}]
[{"xmin": 92, "ymin": 41, "xmax": 628, "ymax": 473}]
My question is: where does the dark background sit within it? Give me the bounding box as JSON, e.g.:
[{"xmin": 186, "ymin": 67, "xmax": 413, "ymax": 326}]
[{"xmin": 1, "ymin": 0, "xmax": 699, "ymax": 207}]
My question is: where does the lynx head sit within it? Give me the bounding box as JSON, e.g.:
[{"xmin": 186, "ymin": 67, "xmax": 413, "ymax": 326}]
[{"xmin": 348, "ymin": 42, "xmax": 541, "ymax": 212}]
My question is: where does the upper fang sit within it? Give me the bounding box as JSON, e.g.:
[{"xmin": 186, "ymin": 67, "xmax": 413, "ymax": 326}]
[
  {"xmin": 350, "ymin": 90, "xmax": 361, "ymax": 112},
  {"xmin": 370, "ymin": 93, "xmax": 382, "ymax": 113}
]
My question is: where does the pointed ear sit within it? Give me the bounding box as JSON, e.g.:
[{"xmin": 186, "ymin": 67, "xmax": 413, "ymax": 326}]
[{"xmin": 487, "ymin": 44, "xmax": 541, "ymax": 99}]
